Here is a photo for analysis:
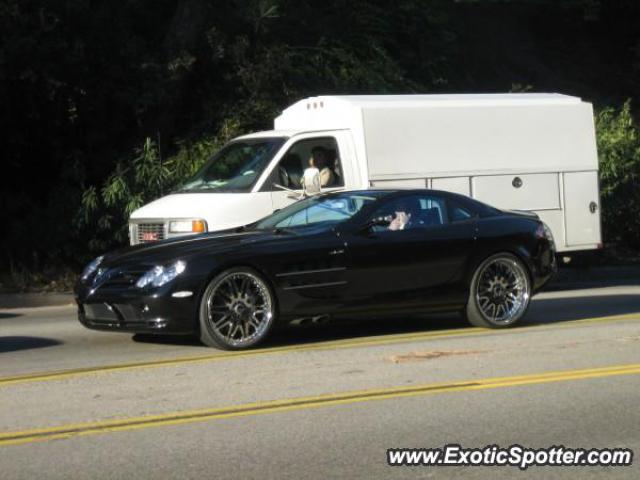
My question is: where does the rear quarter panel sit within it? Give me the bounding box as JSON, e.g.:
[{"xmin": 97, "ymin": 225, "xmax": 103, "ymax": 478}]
[{"xmin": 472, "ymin": 215, "xmax": 554, "ymax": 293}]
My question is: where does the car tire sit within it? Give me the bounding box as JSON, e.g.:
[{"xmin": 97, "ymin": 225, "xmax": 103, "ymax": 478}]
[
  {"xmin": 464, "ymin": 253, "xmax": 531, "ymax": 328},
  {"xmin": 199, "ymin": 267, "xmax": 276, "ymax": 350}
]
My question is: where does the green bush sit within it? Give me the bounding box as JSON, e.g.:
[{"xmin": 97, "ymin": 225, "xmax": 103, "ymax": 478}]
[
  {"xmin": 79, "ymin": 119, "xmax": 242, "ymax": 253},
  {"xmin": 596, "ymin": 100, "xmax": 640, "ymax": 250}
]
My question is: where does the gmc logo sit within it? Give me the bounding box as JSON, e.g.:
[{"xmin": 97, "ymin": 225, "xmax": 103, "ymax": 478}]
[{"xmin": 142, "ymin": 232, "xmax": 158, "ymax": 241}]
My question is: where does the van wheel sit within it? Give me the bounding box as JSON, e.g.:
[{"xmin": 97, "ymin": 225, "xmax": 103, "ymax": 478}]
[
  {"xmin": 199, "ymin": 267, "xmax": 276, "ymax": 350},
  {"xmin": 465, "ymin": 253, "xmax": 531, "ymax": 328}
]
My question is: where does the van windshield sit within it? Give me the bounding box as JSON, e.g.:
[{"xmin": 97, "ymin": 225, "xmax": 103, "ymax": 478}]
[{"xmin": 179, "ymin": 137, "xmax": 286, "ymax": 192}]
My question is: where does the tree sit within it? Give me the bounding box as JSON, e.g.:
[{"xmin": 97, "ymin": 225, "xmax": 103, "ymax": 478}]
[{"xmin": 597, "ymin": 101, "xmax": 640, "ymax": 250}]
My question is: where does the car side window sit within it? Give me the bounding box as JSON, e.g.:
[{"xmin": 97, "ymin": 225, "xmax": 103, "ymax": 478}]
[
  {"xmin": 369, "ymin": 194, "xmax": 448, "ymax": 232},
  {"xmin": 275, "ymin": 198, "xmax": 355, "ymax": 228},
  {"xmin": 448, "ymin": 200, "xmax": 476, "ymax": 223},
  {"xmin": 264, "ymin": 137, "xmax": 344, "ymax": 192}
]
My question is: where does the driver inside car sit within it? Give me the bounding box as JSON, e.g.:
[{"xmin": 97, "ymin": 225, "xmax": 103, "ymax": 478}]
[
  {"xmin": 388, "ymin": 198, "xmax": 425, "ymax": 231},
  {"xmin": 388, "ymin": 199, "xmax": 421, "ymax": 231},
  {"xmin": 388, "ymin": 210, "xmax": 411, "ymax": 231}
]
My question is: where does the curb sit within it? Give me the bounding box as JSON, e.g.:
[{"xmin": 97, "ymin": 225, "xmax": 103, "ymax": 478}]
[
  {"xmin": 0, "ymin": 292, "xmax": 74, "ymax": 310},
  {"xmin": 548, "ymin": 265, "xmax": 640, "ymax": 289}
]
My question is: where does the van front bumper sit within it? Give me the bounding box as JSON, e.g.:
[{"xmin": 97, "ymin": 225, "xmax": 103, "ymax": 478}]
[{"xmin": 129, "ymin": 219, "xmax": 207, "ymax": 245}]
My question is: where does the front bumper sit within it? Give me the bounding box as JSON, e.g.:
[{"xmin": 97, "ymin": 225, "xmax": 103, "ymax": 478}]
[{"xmin": 76, "ymin": 285, "xmax": 200, "ymax": 335}]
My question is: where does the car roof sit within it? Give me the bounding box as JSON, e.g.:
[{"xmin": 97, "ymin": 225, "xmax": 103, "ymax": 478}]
[
  {"xmin": 320, "ymin": 188, "xmax": 501, "ymax": 214},
  {"xmin": 323, "ymin": 187, "xmax": 462, "ymax": 198}
]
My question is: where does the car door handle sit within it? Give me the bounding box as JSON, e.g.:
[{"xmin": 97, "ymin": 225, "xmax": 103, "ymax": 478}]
[{"xmin": 329, "ymin": 249, "xmax": 345, "ymax": 256}]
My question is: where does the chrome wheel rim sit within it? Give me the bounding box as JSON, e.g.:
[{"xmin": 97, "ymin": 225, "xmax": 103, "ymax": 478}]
[
  {"xmin": 206, "ymin": 272, "xmax": 273, "ymax": 347},
  {"xmin": 475, "ymin": 258, "xmax": 529, "ymax": 325}
]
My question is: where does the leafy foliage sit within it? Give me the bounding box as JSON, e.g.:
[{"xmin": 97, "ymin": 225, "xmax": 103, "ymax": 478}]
[
  {"xmin": 79, "ymin": 119, "xmax": 242, "ymax": 252},
  {"xmin": 596, "ymin": 101, "xmax": 640, "ymax": 249},
  {"xmin": 1, "ymin": 0, "xmax": 640, "ymax": 277}
]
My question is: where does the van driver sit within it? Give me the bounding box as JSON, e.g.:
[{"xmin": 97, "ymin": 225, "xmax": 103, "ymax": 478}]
[{"xmin": 303, "ymin": 146, "xmax": 335, "ymax": 187}]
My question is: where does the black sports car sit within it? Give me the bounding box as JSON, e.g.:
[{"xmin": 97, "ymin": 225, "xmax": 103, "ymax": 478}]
[{"xmin": 76, "ymin": 189, "xmax": 556, "ymax": 350}]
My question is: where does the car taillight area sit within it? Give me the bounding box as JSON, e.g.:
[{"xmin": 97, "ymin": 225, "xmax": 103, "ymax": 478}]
[
  {"xmin": 534, "ymin": 221, "xmax": 557, "ymax": 276},
  {"xmin": 536, "ymin": 222, "xmax": 556, "ymax": 248}
]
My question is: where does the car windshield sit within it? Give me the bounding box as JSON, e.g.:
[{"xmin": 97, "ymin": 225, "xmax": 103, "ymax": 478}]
[
  {"xmin": 179, "ymin": 137, "xmax": 286, "ymax": 192},
  {"xmin": 254, "ymin": 192, "xmax": 385, "ymax": 231}
]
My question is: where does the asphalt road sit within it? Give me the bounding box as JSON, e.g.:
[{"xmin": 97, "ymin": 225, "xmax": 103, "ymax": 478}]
[{"xmin": 1, "ymin": 284, "xmax": 639, "ymax": 479}]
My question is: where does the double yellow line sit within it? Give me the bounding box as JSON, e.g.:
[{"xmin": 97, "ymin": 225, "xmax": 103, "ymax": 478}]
[
  {"xmin": 1, "ymin": 312, "xmax": 638, "ymax": 388},
  {"xmin": 2, "ymin": 363, "xmax": 639, "ymax": 447}
]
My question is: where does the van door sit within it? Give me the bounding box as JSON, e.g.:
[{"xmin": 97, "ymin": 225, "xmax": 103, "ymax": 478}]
[
  {"xmin": 260, "ymin": 132, "xmax": 352, "ymax": 212},
  {"xmin": 563, "ymin": 171, "xmax": 601, "ymax": 247},
  {"xmin": 472, "ymin": 173, "xmax": 560, "ymax": 211}
]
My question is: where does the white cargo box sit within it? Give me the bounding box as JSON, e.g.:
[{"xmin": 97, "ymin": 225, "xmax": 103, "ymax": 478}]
[
  {"xmin": 131, "ymin": 94, "xmax": 601, "ymax": 253},
  {"xmin": 276, "ymin": 94, "xmax": 601, "ymax": 251}
]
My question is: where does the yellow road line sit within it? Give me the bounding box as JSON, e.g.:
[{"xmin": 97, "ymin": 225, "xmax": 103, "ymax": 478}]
[
  {"xmin": 2, "ymin": 363, "xmax": 639, "ymax": 447},
  {"xmin": 1, "ymin": 312, "xmax": 638, "ymax": 387}
]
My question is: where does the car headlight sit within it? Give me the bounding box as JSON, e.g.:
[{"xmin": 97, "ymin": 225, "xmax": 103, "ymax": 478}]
[
  {"xmin": 81, "ymin": 255, "xmax": 104, "ymax": 281},
  {"xmin": 169, "ymin": 220, "xmax": 207, "ymax": 234},
  {"xmin": 136, "ymin": 260, "xmax": 186, "ymax": 288}
]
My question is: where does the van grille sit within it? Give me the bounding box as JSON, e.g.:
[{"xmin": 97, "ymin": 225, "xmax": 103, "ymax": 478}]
[{"xmin": 137, "ymin": 223, "xmax": 165, "ymax": 243}]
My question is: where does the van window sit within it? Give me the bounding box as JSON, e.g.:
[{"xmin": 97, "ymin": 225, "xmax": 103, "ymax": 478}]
[
  {"xmin": 179, "ymin": 137, "xmax": 286, "ymax": 192},
  {"xmin": 265, "ymin": 137, "xmax": 344, "ymax": 191}
]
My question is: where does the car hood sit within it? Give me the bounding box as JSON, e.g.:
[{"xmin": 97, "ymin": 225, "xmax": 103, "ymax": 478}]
[{"xmin": 102, "ymin": 229, "xmax": 282, "ymax": 268}]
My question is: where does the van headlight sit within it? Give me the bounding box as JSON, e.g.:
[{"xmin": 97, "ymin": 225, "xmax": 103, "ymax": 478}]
[
  {"xmin": 81, "ymin": 255, "xmax": 104, "ymax": 281},
  {"xmin": 136, "ymin": 261, "xmax": 186, "ymax": 288},
  {"xmin": 169, "ymin": 220, "xmax": 207, "ymax": 234}
]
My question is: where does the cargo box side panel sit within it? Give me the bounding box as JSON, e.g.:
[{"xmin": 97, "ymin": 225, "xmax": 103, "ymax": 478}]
[
  {"xmin": 362, "ymin": 103, "xmax": 597, "ymax": 179},
  {"xmin": 370, "ymin": 179, "xmax": 427, "ymax": 188},
  {"xmin": 431, "ymin": 177, "xmax": 471, "ymax": 196},
  {"xmin": 472, "ymin": 173, "xmax": 560, "ymax": 211},
  {"xmin": 563, "ymin": 171, "xmax": 602, "ymax": 247}
]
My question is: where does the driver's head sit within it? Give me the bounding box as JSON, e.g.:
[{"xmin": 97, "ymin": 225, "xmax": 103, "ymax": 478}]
[
  {"xmin": 393, "ymin": 200, "xmax": 409, "ymax": 216},
  {"xmin": 393, "ymin": 198, "xmax": 420, "ymax": 218},
  {"xmin": 310, "ymin": 146, "xmax": 328, "ymax": 169}
]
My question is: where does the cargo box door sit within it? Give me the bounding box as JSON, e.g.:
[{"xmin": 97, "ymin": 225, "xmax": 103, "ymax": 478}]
[{"xmin": 563, "ymin": 171, "xmax": 601, "ymax": 247}]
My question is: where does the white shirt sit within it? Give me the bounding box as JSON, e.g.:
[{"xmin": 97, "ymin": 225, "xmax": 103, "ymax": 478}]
[{"xmin": 301, "ymin": 167, "xmax": 322, "ymax": 194}]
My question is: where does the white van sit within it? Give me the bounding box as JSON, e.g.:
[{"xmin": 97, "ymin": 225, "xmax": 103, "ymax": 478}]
[{"xmin": 129, "ymin": 94, "xmax": 601, "ymax": 252}]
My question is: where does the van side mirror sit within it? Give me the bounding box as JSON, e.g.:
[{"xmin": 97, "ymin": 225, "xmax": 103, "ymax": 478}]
[{"xmin": 273, "ymin": 183, "xmax": 304, "ymax": 200}]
